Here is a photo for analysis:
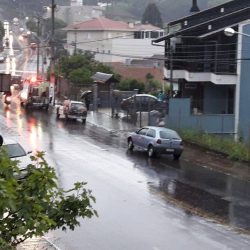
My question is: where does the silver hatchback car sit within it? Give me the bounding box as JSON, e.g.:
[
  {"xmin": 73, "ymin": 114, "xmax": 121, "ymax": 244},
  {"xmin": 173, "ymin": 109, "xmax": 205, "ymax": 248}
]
[{"xmin": 127, "ymin": 126, "xmax": 184, "ymax": 159}]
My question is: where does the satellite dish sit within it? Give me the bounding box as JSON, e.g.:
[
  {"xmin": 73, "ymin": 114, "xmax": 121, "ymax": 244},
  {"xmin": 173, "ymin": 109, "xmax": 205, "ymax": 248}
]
[{"xmin": 0, "ymin": 135, "xmax": 3, "ymax": 146}]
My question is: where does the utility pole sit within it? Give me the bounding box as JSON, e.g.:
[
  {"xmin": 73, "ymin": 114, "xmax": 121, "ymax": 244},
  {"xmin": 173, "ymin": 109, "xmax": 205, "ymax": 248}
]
[
  {"xmin": 169, "ymin": 46, "xmax": 173, "ymax": 98},
  {"xmin": 36, "ymin": 18, "xmax": 40, "ymax": 78},
  {"xmin": 74, "ymin": 28, "xmax": 78, "ymax": 55},
  {"xmin": 50, "ymin": 0, "xmax": 56, "ymax": 105}
]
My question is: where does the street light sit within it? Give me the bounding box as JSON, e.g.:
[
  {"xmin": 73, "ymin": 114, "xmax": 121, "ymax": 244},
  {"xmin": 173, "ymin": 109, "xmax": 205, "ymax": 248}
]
[
  {"xmin": 224, "ymin": 26, "xmax": 250, "ymax": 142},
  {"xmin": 224, "ymin": 27, "xmax": 250, "ymax": 37}
]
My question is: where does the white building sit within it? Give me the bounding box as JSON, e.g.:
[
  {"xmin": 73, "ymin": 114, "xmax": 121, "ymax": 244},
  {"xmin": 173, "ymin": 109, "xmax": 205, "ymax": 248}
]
[
  {"xmin": 63, "ymin": 17, "xmax": 165, "ymax": 63},
  {"xmin": 70, "ymin": 0, "xmax": 82, "ymax": 6}
]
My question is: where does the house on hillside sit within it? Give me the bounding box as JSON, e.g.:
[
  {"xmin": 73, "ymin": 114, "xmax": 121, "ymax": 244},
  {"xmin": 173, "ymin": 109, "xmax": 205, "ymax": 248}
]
[
  {"xmin": 153, "ymin": 0, "xmax": 250, "ymax": 142},
  {"xmin": 63, "ymin": 17, "xmax": 165, "ymax": 63}
]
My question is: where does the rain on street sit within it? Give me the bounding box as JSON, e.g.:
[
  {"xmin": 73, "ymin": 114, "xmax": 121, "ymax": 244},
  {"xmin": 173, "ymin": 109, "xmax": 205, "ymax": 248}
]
[{"xmin": 1, "ymin": 95, "xmax": 250, "ymax": 250}]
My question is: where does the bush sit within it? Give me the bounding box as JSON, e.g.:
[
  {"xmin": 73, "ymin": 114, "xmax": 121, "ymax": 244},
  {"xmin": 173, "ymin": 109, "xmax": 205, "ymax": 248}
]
[
  {"xmin": 0, "ymin": 150, "xmax": 97, "ymax": 247},
  {"xmin": 179, "ymin": 129, "xmax": 250, "ymax": 162},
  {"xmin": 117, "ymin": 78, "xmax": 145, "ymax": 92}
]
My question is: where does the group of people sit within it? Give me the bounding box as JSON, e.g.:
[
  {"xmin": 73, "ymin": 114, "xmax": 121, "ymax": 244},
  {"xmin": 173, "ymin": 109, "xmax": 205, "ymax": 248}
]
[{"xmin": 157, "ymin": 90, "xmax": 181, "ymax": 101}]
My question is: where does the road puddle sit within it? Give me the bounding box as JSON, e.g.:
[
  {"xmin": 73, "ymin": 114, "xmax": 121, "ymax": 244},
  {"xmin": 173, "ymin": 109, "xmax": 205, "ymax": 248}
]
[{"xmin": 149, "ymin": 162, "xmax": 250, "ymax": 233}]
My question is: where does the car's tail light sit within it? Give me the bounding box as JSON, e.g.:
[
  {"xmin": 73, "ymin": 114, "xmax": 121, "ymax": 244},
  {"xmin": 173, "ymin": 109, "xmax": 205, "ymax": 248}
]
[
  {"xmin": 5, "ymin": 96, "xmax": 11, "ymax": 102},
  {"xmin": 156, "ymin": 139, "xmax": 162, "ymax": 144}
]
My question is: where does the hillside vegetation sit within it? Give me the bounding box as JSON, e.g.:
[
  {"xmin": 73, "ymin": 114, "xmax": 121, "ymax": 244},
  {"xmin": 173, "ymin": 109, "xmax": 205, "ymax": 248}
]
[
  {"xmin": 0, "ymin": 0, "xmax": 69, "ymax": 20},
  {"xmin": 1, "ymin": 0, "xmax": 230, "ymax": 22},
  {"xmin": 102, "ymin": 0, "xmax": 230, "ymax": 22}
]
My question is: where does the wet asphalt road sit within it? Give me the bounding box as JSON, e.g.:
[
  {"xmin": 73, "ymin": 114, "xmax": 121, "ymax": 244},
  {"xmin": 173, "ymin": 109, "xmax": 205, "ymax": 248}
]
[{"xmin": 1, "ymin": 99, "xmax": 250, "ymax": 250}]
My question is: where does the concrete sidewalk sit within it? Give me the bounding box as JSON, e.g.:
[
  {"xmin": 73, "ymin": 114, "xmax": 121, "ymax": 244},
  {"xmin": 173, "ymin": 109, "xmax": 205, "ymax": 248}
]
[{"xmin": 87, "ymin": 108, "xmax": 136, "ymax": 132}]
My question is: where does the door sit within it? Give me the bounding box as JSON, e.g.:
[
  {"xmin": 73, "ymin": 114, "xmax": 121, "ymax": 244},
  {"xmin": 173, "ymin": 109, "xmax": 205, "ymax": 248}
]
[{"xmin": 133, "ymin": 127, "xmax": 149, "ymax": 149}]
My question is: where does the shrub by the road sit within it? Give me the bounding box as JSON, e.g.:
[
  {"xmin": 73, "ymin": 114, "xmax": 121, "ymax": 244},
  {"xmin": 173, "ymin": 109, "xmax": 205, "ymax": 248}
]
[
  {"xmin": 180, "ymin": 129, "xmax": 249, "ymax": 162},
  {"xmin": 0, "ymin": 150, "xmax": 97, "ymax": 248}
]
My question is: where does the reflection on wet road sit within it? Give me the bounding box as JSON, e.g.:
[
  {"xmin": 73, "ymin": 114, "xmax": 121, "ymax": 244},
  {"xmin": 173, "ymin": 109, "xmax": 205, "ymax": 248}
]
[
  {"xmin": 122, "ymin": 148, "xmax": 250, "ymax": 233},
  {"xmin": 1, "ymin": 101, "xmax": 250, "ymax": 250}
]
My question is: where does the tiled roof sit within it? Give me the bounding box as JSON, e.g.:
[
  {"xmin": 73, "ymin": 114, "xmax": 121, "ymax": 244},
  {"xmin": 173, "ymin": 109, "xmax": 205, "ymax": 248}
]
[
  {"xmin": 109, "ymin": 62, "xmax": 164, "ymax": 83},
  {"xmin": 64, "ymin": 17, "xmax": 161, "ymax": 31}
]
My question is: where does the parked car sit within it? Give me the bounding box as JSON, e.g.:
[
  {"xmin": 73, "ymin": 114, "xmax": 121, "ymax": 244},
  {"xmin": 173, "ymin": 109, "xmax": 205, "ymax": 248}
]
[
  {"xmin": 0, "ymin": 137, "xmax": 32, "ymax": 179},
  {"xmin": 56, "ymin": 100, "xmax": 87, "ymax": 123},
  {"xmin": 127, "ymin": 126, "xmax": 184, "ymax": 159},
  {"xmin": 121, "ymin": 94, "xmax": 163, "ymax": 112}
]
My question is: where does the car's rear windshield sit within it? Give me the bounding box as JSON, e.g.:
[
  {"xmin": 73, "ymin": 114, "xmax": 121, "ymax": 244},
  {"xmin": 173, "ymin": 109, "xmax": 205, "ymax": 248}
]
[
  {"xmin": 3, "ymin": 144, "xmax": 27, "ymax": 158},
  {"xmin": 71, "ymin": 103, "xmax": 85, "ymax": 109},
  {"xmin": 159, "ymin": 130, "xmax": 180, "ymax": 140}
]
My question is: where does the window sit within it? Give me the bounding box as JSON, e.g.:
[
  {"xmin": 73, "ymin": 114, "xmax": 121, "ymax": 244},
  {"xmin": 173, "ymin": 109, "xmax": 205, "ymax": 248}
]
[
  {"xmin": 4, "ymin": 143, "xmax": 26, "ymax": 158},
  {"xmin": 159, "ymin": 131, "xmax": 180, "ymax": 140},
  {"xmin": 151, "ymin": 31, "xmax": 159, "ymax": 38},
  {"xmin": 138, "ymin": 128, "xmax": 149, "ymax": 136},
  {"xmin": 71, "ymin": 103, "xmax": 86, "ymax": 110},
  {"xmin": 134, "ymin": 31, "xmax": 143, "ymax": 39},
  {"xmin": 185, "ymin": 83, "xmax": 197, "ymax": 89},
  {"xmin": 147, "ymin": 129, "xmax": 156, "ymax": 138},
  {"xmin": 31, "ymin": 87, "xmax": 39, "ymax": 96}
]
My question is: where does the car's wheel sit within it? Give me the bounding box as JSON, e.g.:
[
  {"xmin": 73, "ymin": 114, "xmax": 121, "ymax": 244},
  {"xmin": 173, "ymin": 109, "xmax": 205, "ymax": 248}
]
[
  {"xmin": 173, "ymin": 153, "xmax": 181, "ymax": 160},
  {"xmin": 128, "ymin": 138, "xmax": 134, "ymax": 151},
  {"xmin": 147, "ymin": 145, "xmax": 155, "ymax": 158}
]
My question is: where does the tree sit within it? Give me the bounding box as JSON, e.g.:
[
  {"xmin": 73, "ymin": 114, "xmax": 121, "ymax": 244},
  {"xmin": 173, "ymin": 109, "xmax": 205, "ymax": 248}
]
[
  {"xmin": 57, "ymin": 53, "xmax": 115, "ymax": 85},
  {"xmin": 145, "ymin": 73, "xmax": 161, "ymax": 95},
  {"xmin": 0, "ymin": 149, "xmax": 97, "ymax": 248},
  {"xmin": 69, "ymin": 68, "xmax": 93, "ymax": 85},
  {"xmin": 142, "ymin": 2, "xmax": 163, "ymax": 28},
  {"xmin": 117, "ymin": 78, "xmax": 145, "ymax": 93},
  {"xmin": 0, "ymin": 22, "xmax": 4, "ymax": 39}
]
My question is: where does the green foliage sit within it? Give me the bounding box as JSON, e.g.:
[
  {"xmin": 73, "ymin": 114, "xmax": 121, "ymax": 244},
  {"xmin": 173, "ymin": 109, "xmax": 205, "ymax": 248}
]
[
  {"xmin": 145, "ymin": 79, "xmax": 161, "ymax": 95},
  {"xmin": 142, "ymin": 3, "xmax": 163, "ymax": 28},
  {"xmin": 0, "ymin": 150, "xmax": 97, "ymax": 247},
  {"xmin": 0, "ymin": 22, "xmax": 4, "ymax": 43},
  {"xmin": 57, "ymin": 53, "xmax": 114, "ymax": 85},
  {"xmin": 0, "ymin": 0, "xmax": 232, "ymax": 24},
  {"xmin": 69, "ymin": 68, "xmax": 93, "ymax": 85},
  {"xmin": 117, "ymin": 78, "xmax": 145, "ymax": 92},
  {"xmin": 102, "ymin": 0, "xmax": 231, "ymax": 23},
  {"xmin": 179, "ymin": 129, "xmax": 250, "ymax": 161}
]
